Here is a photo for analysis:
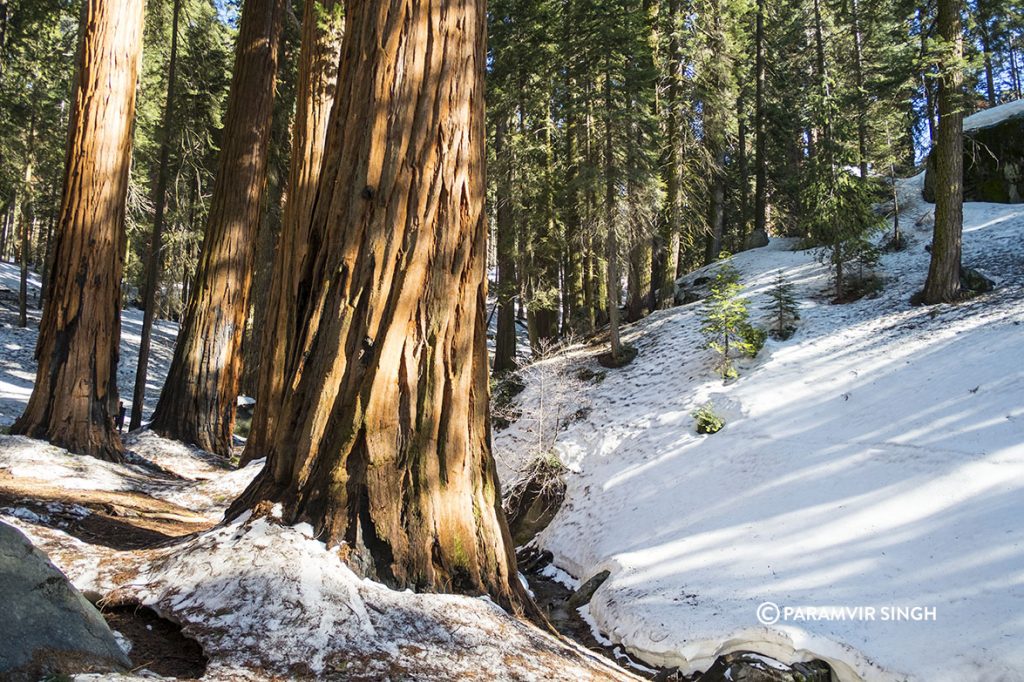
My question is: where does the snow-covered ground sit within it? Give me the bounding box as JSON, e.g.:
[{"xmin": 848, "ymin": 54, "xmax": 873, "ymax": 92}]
[
  {"xmin": 0, "ymin": 433, "xmax": 631, "ymax": 681},
  {"xmin": 495, "ymin": 173, "xmax": 1024, "ymax": 681},
  {"xmin": 0, "ymin": 262, "xmax": 178, "ymax": 427}
]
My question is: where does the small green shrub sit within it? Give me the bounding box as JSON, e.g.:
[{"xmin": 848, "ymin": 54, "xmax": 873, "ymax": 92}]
[
  {"xmin": 692, "ymin": 402, "xmax": 725, "ymax": 434},
  {"xmin": 740, "ymin": 324, "xmax": 767, "ymax": 357}
]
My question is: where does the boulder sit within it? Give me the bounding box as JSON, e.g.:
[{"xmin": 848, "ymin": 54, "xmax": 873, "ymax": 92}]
[
  {"xmin": 567, "ymin": 569, "xmax": 611, "ymax": 609},
  {"xmin": 961, "ymin": 266, "xmax": 995, "ymax": 293},
  {"xmin": 923, "ymin": 99, "xmax": 1024, "ymax": 204},
  {"xmin": 744, "ymin": 228, "xmax": 770, "ymax": 250},
  {"xmin": 698, "ymin": 651, "xmax": 832, "ymax": 682},
  {"xmin": 0, "ymin": 521, "xmax": 130, "ymax": 680}
]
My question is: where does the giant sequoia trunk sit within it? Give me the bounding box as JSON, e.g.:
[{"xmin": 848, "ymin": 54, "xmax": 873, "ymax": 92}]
[
  {"xmin": 922, "ymin": 0, "xmax": 964, "ymax": 304},
  {"xmin": 12, "ymin": 0, "xmax": 144, "ymax": 461},
  {"xmin": 241, "ymin": 0, "xmax": 344, "ymax": 463},
  {"xmin": 230, "ymin": 0, "xmax": 527, "ymax": 611},
  {"xmin": 150, "ymin": 0, "xmax": 284, "ymax": 455}
]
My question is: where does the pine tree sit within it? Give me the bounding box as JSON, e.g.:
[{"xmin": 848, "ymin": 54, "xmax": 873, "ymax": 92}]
[
  {"xmin": 922, "ymin": 0, "xmax": 965, "ymax": 304},
  {"xmin": 700, "ymin": 263, "xmax": 755, "ymax": 379},
  {"xmin": 130, "ymin": 0, "xmax": 183, "ymax": 430},
  {"xmin": 764, "ymin": 271, "xmax": 799, "ymax": 340}
]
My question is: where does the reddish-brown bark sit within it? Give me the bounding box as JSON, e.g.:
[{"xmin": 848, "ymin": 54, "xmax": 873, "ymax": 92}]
[
  {"xmin": 230, "ymin": 0, "xmax": 527, "ymax": 612},
  {"xmin": 241, "ymin": 0, "xmax": 344, "ymax": 464},
  {"xmin": 12, "ymin": 0, "xmax": 145, "ymax": 461},
  {"xmin": 150, "ymin": 0, "xmax": 285, "ymax": 455}
]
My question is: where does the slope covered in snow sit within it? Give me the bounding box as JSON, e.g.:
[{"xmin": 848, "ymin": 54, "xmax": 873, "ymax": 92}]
[
  {"xmin": 495, "ymin": 173, "xmax": 1024, "ymax": 681},
  {"xmin": 0, "ymin": 261, "xmax": 178, "ymax": 427}
]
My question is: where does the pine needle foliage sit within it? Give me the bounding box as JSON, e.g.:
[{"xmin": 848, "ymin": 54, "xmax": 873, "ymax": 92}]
[
  {"xmin": 763, "ymin": 271, "xmax": 800, "ymax": 340},
  {"xmin": 700, "ymin": 263, "xmax": 757, "ymax": 380}
]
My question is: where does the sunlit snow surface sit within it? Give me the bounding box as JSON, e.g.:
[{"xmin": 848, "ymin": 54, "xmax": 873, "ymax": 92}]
[
  {"xmin": 962, "ymin": 97, "xmax": 1024, "ymax": 132},
  {"xmin": 495, "ymin": 172, "xmax": 1024, "ymax": 681}
]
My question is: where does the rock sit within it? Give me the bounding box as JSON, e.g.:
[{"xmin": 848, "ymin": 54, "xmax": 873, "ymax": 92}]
[
  {"xmin": 567, "ymin": 569, "xmax": 611, "ymax": 609},
  {"xmin": 960, "ymin": 266, "xmax": 995, "ymax": 293},
  {"xmin": 698, "ymin": 652, "xmax": 832, "ymax": 682},
  {"xmin": 674, "ymin": 287, "xmax": 701, "ymax": 306},
  {"xmin": 744, "ymin": 228, "xmax": 770, "ymax": 250},
  {"xmin": 504, "ymin": 459, "xmax": 566, "ymax": 546},
  {"xmin": 0, "ymin": 521, "xmax": 130, "ymax": 681},
  {"xmin": 923, "ymin": 100, "xmax": 1024, "ymax": 204}
]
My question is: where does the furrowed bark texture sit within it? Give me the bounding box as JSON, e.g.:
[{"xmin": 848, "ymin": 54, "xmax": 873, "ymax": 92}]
[
  {"xmin": 231, "ymin": 0, "xmax": 527, "ymax": 612},
  {"xmin": 150, "ymin": 0, "xmax": 284, "ymax": 455},
  {"xmin": 242, "ymin": 0, "xmax": 344, "ymax": 463},
  {"xmin": 923, "ymin": 0, "xmax": 963, "ymax": 304},
  {"xmin": 12, "ymin": 0, "xmax": 144, "ymax": 461}
]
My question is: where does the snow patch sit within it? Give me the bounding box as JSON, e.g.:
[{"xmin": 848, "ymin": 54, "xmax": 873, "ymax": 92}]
[
  {"xmin": 495, "ymin": 178, "xmax": 1024, "ymax": 681},
  {"xmin": 109, "ymin": 517, "xmax": 634, "ymax": 680},
  {"xmin": 963, "ymin": 97, "xmax": 1024, "ymax": 132}
]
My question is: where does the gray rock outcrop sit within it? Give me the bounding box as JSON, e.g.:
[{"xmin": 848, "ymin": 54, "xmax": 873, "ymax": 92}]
[{"xmin": 0, "ymin": 520, "xmax": 130, "ymax": 680}]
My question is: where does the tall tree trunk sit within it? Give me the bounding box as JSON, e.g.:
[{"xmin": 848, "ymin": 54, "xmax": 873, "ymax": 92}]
[
  {"xmin": 626, "ymin": 236, "xmax": 649, "ymax": 322},
  {"xmin": 0, "ymin": 204, "xmax": 8, "ymax": 261},
  {"xmin": 131, "ymin": 0, "xmax": 181, "ymax": 430},
  {"xmin": 17, "ymin": 109, "xmax": 35, "ymax": 328},
  {"xmin": 527, "ymin": 105, "xmax": 561, "ymax": 349},
  {"xmin": 851, "ymin": 0, "xmax": 869, "ymax": 181},
  {"xmin": 604, "ymin": 57, "xmax": 622, "ymax": 360},
  {"xmin": 705, "ymin": 157, "xmax": 725, "ymax": 264},
  {"xmin": 737, "ymin": 89, "xmax": 749, "ymax": 236},
  {"xmin": 1010, "ymin": 45, "xmax": 1021, "ymax": 99},
  {"xmin": 241, "ymin": 0, "xmax": 343, "ymax": 463},
  {"xmin": 562, "ymin": 73, "xmax": 587, "ymax": 335},
  {"xmin": 919, "ymin": 8, "xmax": 937, "ymax": 146},
  {"xmin": 651, "ymin": 0, "xmax": 680, "ymax": 308},
  {"xmin": 150, "ymin": 0, "xmax": 285, "ymax": 455},
  {"xmin": 12, "ymin": 0, "xmax": 144, "ymax": 461},
  {"xmin": 978, "ymin": 16, "xmax": 996, "ymax": 106},
  {"xmin": 751, "ymin": 0, "xmax": 768, "ymax": 244},
  {"xmin": 228, "ymin": 0, "xmax": 527, "ymax": 612},
  {"xmin": 922, "ymin": 0, "xmax": 963, "ymax": 304},
  {"xmin": 493, "ymin": 117, "xmax": 518, "ymax": 374}
]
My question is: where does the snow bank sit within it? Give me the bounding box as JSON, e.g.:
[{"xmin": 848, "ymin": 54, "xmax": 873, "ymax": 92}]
[
  {"xmin": 495, "ymin": 184, "xmax": 1024, "ymax": 680},
  {"xmin": 0, "ymin": 435, "xmax": 260, "ymax": 521},
  {"xmin": 963, "ymin": 97, "xmax": 1024, "ymax": 132},
  {"xmin": 110, "ymin": 513, "xmax": 631, "ymax": 681}
]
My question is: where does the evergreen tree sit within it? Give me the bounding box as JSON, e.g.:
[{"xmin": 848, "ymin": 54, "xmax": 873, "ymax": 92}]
[
  {"xmin": 764, "ymin": 271, "xmax": 800, "ymax": 340},
  {"xmin": 230, "ymin": 0, "xmax": 530, "ymax": 612},
  {"xmin": 700, "ymin": 263, "xmax": 755, "ymax": 379},
  {"xmin": 922, "ymin": 0, "xmax": 965, "ymax": 304},
  {"xmin": 150, "ymin": 0, "xmax": 286, "ymax": 455}
]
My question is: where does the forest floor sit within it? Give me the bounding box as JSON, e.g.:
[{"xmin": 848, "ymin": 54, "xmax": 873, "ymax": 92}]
[
  {"xmin": 1, "ymin": 169, "xmax": 1022, "ymax": 681},
  {"xmin": 0, "ymin": 430, "xmax": 634, "ymax": 680},
  {"xmin": 0, "ymin": 267, "xmax": 634, "ymax": 679},
  {"xmin": 494, "ymin": 172, "xmax": 1024, "ymax": 682}
]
